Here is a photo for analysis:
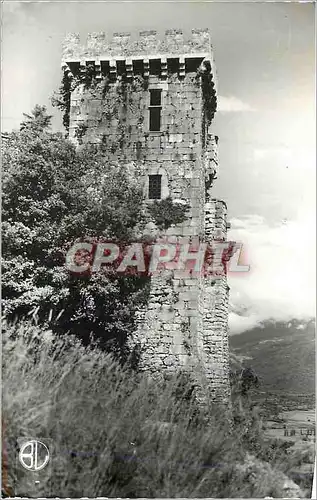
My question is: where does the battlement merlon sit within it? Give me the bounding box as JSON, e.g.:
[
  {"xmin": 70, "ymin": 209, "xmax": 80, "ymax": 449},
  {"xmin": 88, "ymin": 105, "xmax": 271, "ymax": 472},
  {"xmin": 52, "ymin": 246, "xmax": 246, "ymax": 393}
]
[
  {"xmin": 62, "ymin": 29, "xmax": 212, "ymax": 60},
  {"xmin": 61, "ymin": 28, "xmax": 218, "ymax": 100}
]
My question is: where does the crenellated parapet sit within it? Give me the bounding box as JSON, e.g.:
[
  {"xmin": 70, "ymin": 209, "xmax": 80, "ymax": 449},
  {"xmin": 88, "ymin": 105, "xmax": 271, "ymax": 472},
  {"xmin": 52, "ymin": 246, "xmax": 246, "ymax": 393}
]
[
  {"xmin": 61, "ymin": 29, "xmax": 216, "ymax": 85},
  {"xmin": 62, "ymin": 28, "xmax": 217, "ymax": 127},
  {"xmin": 62, "ymin": 29, "xmax": 212, "ymax": 62}
]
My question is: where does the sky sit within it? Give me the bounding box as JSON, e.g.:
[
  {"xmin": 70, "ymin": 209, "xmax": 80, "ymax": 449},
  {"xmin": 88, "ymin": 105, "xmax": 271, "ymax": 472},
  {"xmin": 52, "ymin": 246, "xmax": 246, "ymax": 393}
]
[{"xmin": 2, "ymin": 0, "xmax": 316, "ymax": 334}]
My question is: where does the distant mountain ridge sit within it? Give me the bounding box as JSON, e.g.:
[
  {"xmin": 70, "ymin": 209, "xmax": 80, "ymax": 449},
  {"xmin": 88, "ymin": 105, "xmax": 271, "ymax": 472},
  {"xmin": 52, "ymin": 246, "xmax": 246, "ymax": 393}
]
[{"xmin": 229, "ymin": 319, "xmax": 315, "ymax": 396}]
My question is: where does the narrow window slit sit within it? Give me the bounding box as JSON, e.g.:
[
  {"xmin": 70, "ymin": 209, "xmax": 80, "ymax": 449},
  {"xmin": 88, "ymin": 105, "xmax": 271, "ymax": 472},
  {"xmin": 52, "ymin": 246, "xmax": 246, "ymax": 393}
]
[
  {"xmin": 148, "ymin": 175, "xmax": 162, "ymax": 199},
  {"xmin": 149, "ymin": 89, "xmax": 162, "ymax": 131}
]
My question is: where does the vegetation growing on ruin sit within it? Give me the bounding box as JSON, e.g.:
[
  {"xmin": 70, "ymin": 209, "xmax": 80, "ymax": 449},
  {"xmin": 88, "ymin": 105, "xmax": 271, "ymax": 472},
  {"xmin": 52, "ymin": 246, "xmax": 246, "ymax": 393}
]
[
  {"xmin": 197, "ymin": 60, "xmax": 217, "ymax": 148},
  {"xmin": 52, "ymin": 65, "xmax": 97, "ymax": 132},
  {"xmin": 51, "ymin": 72, "xmax": 73, "ymax": 131},
  {"xmin": 99, "ymin": 74, "xmax": 148, "ymax": 154},
  {"xmin": 52, "ymin": 59, "xmax": 215, "ymax": 146},
  {"xmin": 147, "ymin": 196, "xmax": 190, "ymax": 230},
  {"xmin": 52, "ymin": 67, "xmax": 149, "ymax": 140}
]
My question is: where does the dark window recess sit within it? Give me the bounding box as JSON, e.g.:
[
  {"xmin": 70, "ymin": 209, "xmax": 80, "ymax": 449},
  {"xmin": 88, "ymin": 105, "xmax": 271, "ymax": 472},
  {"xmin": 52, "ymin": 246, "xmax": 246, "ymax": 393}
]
[
  {"xmin": 149, "ymin": 59, "xmax": 161, "ymax": 76},
  {"xmin": 69, "ymin": 61, "xmax": 80, "ymax": 76},
  {"xmin": 149, "ymin": 108, "xmax": 161, "ymax": 131},
  {"xmin": 100, "ymin": 60, "xmax": 110, "ymax": 76},
  {"xmin": 133, "ymin": 59, "xmax": 144, "ymax": 75},
  {"xmin": 167, "ymin": 58, "xmax": 179, "ymax": 75},
  {"xmin": 116, "ymin": 60, "xmax": 126, "ymax": 76},
  {"xmin": 149, "ymin": 89, "xmax": 162, "ymax": 131},
  {"xmin": 150, "ymin": 89, "xmax": 162, "ymax": 106},
  {"xmin": 185, "ymin": 57, "xmax": 204, "ymax": 73},
  {"xmin": 148, "ymin": 175, "xmax": 162, "ymax": 199}
]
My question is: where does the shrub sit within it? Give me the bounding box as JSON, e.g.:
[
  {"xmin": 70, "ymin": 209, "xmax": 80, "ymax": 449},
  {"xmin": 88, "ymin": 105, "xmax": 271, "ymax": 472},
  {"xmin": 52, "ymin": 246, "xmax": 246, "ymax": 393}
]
[{"xmin": 147, "ymin": 196, "xmax": 190, "ymax": 230}]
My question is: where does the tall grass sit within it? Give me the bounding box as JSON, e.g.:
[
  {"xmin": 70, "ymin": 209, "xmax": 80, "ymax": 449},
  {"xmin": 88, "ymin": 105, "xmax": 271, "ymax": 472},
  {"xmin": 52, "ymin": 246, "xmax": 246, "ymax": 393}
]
[{"xmin": 2, "ymin": 320, "xmax": 306, "ymax": 498}]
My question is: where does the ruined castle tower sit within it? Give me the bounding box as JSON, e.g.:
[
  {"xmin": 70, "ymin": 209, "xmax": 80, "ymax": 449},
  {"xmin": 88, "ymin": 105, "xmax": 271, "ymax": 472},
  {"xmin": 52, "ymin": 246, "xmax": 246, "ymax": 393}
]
[{"xmin": 61, "ymin": 29, "xmax": 231, "ymax": 405}]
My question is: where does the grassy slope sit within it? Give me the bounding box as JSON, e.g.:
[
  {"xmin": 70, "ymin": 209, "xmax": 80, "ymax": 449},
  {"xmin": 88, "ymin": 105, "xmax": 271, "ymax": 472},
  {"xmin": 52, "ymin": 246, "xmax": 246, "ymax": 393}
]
[{"xmin": 2, "ymin": 320, "xmax": 307, "ymax": 498}]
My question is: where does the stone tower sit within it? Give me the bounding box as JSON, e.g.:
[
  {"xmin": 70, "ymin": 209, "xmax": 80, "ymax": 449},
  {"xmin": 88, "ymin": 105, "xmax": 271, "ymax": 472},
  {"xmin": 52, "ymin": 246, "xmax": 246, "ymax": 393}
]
[{"xmin": 61, "ymin": 29, "xmax": 231, "ymax": 406}]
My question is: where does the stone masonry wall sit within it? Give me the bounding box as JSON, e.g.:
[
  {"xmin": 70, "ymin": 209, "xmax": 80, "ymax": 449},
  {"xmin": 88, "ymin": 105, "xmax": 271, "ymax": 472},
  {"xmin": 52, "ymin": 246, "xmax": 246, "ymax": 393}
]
[
  {"xmin": 202, "ymin": 200, "xmax": 231, "ymax": 405},
  {"xmin": 62, "ymin": 29, "xmax": 231, "ymax": 406},
  {"xmin": 62, "ymin": 29, "xmax": 215, "ymax": 61}
]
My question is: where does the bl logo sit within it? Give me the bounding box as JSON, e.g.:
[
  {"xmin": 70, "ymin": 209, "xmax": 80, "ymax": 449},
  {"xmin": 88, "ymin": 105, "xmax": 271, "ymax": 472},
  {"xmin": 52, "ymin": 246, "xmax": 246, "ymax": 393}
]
[{"xmin": 18, "ymin": 440, "xmax": 50, "ymax": 471}]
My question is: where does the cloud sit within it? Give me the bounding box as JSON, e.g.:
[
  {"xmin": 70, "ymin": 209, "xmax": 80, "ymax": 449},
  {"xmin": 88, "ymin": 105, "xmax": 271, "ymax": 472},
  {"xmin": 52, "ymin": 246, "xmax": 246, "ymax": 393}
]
[
  {"xmin": 217, "ymin": 95, "xmax": 256, "ymax": 112},
  {"xmin": 251, "ymin": 146, "xmax": 315, "ymax": 174},
  {"xmin": 227, "ymin": 210, "xmax": 316, "ymax": 334}
]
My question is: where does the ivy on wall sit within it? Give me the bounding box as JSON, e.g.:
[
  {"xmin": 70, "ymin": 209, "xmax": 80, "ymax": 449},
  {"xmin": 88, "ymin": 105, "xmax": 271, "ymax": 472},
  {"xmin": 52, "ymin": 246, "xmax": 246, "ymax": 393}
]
[
  {"xmin": 99, "ymin": 74, "xmax": 148, "ymax": 155},
  {"xmin": 52, "ymin": 64, "xmax": 98, "ymax": 132},
  {"xmin": 196, "ymin": 60, "xmax": 217, "ymax": 149},
  {"xmin": 52, "ymin": 66, "xmax": 149, "ymax": 141},
  {"xmin": 51, "ymin": 72, "xmax": 73, "ymax": 131}
]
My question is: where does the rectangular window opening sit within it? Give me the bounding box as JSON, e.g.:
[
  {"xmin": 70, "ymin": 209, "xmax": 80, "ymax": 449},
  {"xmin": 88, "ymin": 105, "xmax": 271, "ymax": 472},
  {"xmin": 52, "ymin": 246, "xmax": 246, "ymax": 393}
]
[
  {"xmin": 149, "ymin": 108, "xmax": 161, "ymax": 131},
  {"xmin": 149, "ymin": 89, "xmax": 162, "ymax": 131},
  {"xmin": 148, "ymin": 175, "xmax": 162, "ymax": 200},
  {"xmin": 150, "ymin": 89, "xmax": 162, "ymax": 106}
]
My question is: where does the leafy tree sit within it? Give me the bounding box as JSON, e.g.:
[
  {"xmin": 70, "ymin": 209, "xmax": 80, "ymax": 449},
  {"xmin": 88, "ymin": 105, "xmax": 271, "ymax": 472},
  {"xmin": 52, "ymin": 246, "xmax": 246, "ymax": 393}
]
[
  {"xmin": 20, "ymin": 104, "xmax": 53, "ymax": 132},
  {"xmin": 2, "ymin": 106, "xmax": 150, "ymax": 360}
]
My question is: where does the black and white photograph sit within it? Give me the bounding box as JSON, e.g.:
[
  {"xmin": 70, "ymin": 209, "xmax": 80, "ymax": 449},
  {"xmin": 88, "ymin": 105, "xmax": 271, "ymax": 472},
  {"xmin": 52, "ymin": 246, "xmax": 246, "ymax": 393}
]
[{"xmin": 1, "ymin": 1, "xmax": 316, "ymax": 498}]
